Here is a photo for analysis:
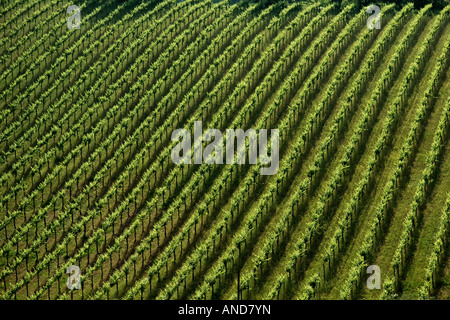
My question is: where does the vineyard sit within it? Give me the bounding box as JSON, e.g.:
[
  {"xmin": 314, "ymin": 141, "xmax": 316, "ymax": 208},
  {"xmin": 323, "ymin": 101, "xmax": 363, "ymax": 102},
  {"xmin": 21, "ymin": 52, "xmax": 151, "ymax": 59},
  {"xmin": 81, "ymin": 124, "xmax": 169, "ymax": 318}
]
[{"xmin": 0, "ymin": 0, "xmax": 449, "ymax": 301}]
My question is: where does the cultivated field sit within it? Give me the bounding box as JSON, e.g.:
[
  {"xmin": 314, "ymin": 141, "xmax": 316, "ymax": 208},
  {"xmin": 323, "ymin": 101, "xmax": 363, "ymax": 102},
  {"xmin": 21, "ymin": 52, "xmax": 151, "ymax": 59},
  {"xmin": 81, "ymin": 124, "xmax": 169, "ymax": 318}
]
[{"xmin": 0, "ymin": 0, "xmax": 449, "ymax": 300}]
